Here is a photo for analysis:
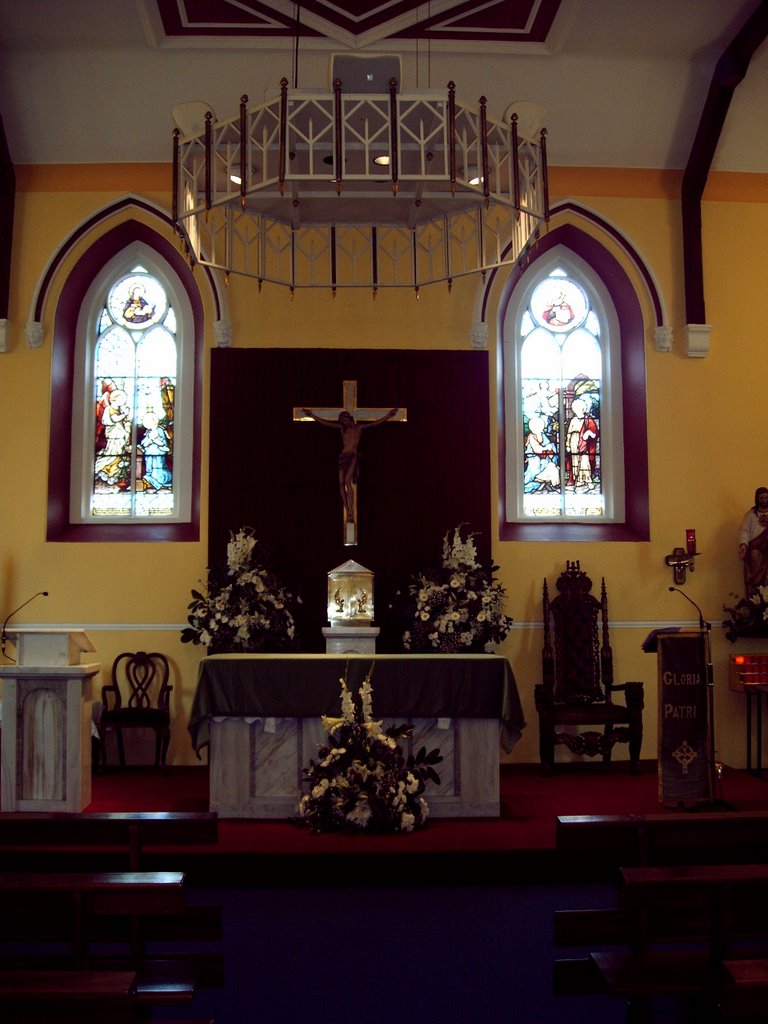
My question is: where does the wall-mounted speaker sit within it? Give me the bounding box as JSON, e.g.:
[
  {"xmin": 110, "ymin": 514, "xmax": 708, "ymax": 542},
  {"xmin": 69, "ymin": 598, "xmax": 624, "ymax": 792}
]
[{"xmin": 329, "ymin": 53, "xmax": 402, "ymax": 93}]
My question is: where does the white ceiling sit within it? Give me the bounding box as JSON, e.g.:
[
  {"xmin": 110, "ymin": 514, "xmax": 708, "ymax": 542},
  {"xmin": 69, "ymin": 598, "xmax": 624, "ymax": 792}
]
[{"xmin": 0, "ymin": 0, "xmax": 766, "ymax": 173}]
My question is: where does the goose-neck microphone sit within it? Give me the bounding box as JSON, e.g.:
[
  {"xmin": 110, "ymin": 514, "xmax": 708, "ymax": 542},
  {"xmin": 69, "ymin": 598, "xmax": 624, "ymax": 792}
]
[
  {"xmin": 1, "ymin": 591, "xmax": 49, "ymax": 658},
  {"xmin": 668, "ymin": 585, "xmax": 704, "ymax": 617}
]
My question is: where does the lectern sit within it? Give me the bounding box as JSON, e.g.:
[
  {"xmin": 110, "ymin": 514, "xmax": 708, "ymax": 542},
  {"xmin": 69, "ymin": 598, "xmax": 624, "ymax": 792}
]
[
  {"xmin": 0, "ymin": 629, "xmax": 99, "ymax": 812},
  {"xmin": 643, "ymin": 628, "xmax": 711, "ymax": 804}
]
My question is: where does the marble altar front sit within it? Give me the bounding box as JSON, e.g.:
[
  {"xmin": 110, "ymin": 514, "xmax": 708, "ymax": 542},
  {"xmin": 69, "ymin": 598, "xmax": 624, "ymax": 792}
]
[{"xmin": 190, "ymin": 653, "xmax": 524, "ymax": 820}]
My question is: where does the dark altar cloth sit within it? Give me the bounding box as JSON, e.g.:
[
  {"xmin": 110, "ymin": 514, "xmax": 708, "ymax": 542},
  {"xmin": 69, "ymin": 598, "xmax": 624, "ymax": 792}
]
[{"xmin": 188, "ymin": 653, "xmax": 525, "ymax": 755}]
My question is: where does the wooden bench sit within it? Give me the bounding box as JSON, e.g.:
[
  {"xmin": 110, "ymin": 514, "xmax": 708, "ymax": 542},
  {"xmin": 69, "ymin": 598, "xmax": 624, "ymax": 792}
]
[
  {"xmin": 0, "ymin": 870, "xmax": 187, "ymax": 965},
  {"xmin": 0, "ymin": 811, "xmax": 219, "ymax": 871},
  {"xmin": 721, "ymin": 959, "xmax": 768, "ymax": 1020},
  {"xmin": 0, "ymin": 968, "xmax": 139, "ymax": 1024},
  {"xmin": 0, "ymin": 969, "xmax": 216, "ymax": 1023},
  {"xmin": 556, "ymin": 810, "xmax": 768, "ymax": 872},
  {"xmin": 553, "ymin": 863, "xmax": 768, "ymax": 1022},
  {"xmin": 0, "ymin": 871, "xmax": 223, "ymax": 1013}
]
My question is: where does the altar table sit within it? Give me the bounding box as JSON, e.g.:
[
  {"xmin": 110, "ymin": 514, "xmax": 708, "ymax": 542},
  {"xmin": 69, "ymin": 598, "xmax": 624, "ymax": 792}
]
[{"xmin": 189, "ymin": 654, "xmax": 524, "ymax": 819}]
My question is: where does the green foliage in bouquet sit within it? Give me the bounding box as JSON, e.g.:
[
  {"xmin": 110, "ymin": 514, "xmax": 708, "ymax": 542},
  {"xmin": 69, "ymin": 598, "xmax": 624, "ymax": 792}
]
[
  {"xmin": 399, "ymin": 525, "xmax": 513, "ymax": 653},
  {"xmin": 723, "ymin": 585, "xmax": 768, "ymax": 642},
  {"xmin": 181, "ymin": 527, "xmax": 299, "ymax": 653},
  {"xmin": 298, "ymin": 668, "xmax": 442, "ymax": 834}
]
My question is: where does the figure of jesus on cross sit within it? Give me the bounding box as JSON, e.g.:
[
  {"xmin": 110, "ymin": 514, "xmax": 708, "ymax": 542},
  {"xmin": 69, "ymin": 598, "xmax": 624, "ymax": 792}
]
[{"xmin": 294, "ymin": 380, "xmax": 406, "ymax": 546}]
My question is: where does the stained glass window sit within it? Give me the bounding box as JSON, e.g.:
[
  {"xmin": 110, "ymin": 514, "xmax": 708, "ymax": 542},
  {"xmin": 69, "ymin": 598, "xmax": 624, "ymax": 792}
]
[
  {"xmin": 517, "ymin": 268, "xmax": 606, "ymax": 520},
  {"xmin": 90, "ymin": 270, "xmax": 177, "ymax": 519}
]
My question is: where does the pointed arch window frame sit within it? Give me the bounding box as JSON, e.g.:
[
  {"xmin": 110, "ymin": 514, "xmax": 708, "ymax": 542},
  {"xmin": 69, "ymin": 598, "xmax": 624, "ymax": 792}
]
[
  {"xmin": 72, "ymin": 250, "xmax": 190, "ymax": 524},
  {"xmin": 47, "ymin": 220, "xmax": 203, "ymax": 542},
  {"xmin": 497, "ymin": 224, "xmax": 650, "ymax": 543}
]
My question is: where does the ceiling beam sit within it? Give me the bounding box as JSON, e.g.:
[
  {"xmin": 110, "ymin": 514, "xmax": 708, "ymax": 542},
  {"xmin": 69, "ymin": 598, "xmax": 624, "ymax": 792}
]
[{"xmin": 682, "ymin": 0, "xmax": 768, "ymax": 329}]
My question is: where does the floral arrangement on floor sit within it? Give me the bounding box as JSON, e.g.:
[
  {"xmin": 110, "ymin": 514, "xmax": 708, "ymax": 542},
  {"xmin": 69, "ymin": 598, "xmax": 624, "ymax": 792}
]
[
  {"xmin": 298, "ymin": 667, "xmax": 442, "ymax": 834},
  {"xmin": 181, "ymin": 526, "xmax": 299, "ymax": 653},
  {"xmin": 398, "ymin": 524, "xmax": 514, "ymax": 653},
  {"xmin": 723, "ymin": 586, "xmax": 768, "ymax": 642}
]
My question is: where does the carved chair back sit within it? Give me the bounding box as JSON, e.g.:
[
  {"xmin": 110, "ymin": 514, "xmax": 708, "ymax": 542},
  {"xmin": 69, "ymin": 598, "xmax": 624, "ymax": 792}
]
[
  {"xmin": 105, "ymin": 651, "xmax": 172, "ymax": 712},
  {"xmin": 542, "ymin": 560, "xmax": 614, "ymax": 705}
]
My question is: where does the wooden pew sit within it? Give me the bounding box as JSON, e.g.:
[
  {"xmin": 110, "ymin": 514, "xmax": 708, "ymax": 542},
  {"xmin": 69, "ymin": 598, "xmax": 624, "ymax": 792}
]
[
  {"xmin": 0, "ymin": 871, "xmax": 223, "ymax": 1014},
  {"xmin": 553, "ymin": 863, "xmax": 768, "ymax": 1022},
  {"xmin": 0, "ymin": 811, "xmax": 219, "ymax": 871},
  {"xmin": 0, "ymin": 812, "xmax": 222, "ymax": 984},
  {"xmin": 0, "ymin": 969, "xmax": 216, "ymax": 1024},
  {"xmin": 556, "ymin": 810, "xmax": 768, "ymax": 872},
  {"xmin": 721, "ymin": 959, "xmax": 768, "ymax": 1020},
  {"xmin": 0, "ymin": 969, "xmax": 139, "ymax": 1024}
]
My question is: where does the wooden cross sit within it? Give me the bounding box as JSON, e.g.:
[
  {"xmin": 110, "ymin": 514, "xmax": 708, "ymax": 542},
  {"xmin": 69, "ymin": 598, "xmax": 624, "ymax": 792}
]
[{"xmin": 293, "ymin": 380, "xmax": 406, "ymax": 546}]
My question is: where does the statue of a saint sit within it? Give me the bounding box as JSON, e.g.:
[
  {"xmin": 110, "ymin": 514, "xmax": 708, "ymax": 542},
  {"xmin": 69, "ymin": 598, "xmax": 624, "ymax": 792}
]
[
  {"xmin": 565, "ymin": 396, "xmax": 598, "ymax": 491},
  {"xmin": 739, "ymin": 486, "xmax": 768, "ymax": 594},
  {"xmin": 302, "ymin": 407, "xmax": 398, "ymax": 523}
]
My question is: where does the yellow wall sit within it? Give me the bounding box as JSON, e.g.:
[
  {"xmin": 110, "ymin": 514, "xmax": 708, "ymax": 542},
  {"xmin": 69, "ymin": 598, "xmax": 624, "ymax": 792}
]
[{"xmin": 2, "ymin": 164, "xmax": 767, "ymax": 771}]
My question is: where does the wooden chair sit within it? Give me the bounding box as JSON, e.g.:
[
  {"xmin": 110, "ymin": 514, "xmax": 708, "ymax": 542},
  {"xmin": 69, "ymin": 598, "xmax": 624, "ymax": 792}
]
[
  {"xmin": 98, "ymin": 652, "xmax": 172, "ymax": 769},
  {"xmin": 534, "ymin": 561, "xmax": 644, "ymax": 774}
]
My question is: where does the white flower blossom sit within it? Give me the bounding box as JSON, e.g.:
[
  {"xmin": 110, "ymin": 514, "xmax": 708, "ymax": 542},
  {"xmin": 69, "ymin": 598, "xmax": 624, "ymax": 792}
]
[
  {"xmin": 346, "ymin": 799, "xmax": 373, "ymax": 828},
  {"xmin": 339, "ymin": 680, "xmax": 355, "ymax": 722},
  {"xmin": 227, "ymin": 530, "xmax": 257, "ymax": 572}
]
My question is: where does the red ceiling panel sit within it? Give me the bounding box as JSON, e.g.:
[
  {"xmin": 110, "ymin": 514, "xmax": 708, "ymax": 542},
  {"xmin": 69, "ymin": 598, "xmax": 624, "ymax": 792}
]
[{"xmin": 154, "ymin": 0, "xmax": 562, "ymax": 45}]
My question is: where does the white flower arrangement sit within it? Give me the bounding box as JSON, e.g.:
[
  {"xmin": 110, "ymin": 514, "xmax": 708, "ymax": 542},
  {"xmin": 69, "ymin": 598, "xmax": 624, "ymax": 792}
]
[
  {"xmin": 399, "ymin": 525, "xmax": 513, "ymax": 653},
  {"xmin": 181, "ymin": 526, "xmax": 299, "ymax": 653},
  {"xmin": 298, "ymin": 667, "xmax": 442, "ymax": 834}
]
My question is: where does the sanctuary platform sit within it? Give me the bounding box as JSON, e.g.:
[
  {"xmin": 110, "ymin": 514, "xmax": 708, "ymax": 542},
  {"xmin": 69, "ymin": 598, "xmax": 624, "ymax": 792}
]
[{"xmin": 9, "ymin": 759, "xmax": 755, "ymax": 887}]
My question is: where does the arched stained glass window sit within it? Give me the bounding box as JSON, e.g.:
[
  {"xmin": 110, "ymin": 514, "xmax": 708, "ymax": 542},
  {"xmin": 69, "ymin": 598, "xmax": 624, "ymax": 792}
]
[
  {"xmin": 520, "ymin": 270, "xmax": 605, "ymax": 519},
  {"xmin": 502, "ymin": 243, "xmax": 637, "ymax": 535},
  {"xmin": 67, "ymin": 239, "xmax": 196, "ymax": 531},
  {"xmin": 499, "ymin": 225, "xmax": 649, "ymax": 543},
  {"xmin": 47, "ymin": 217, "xmax": 201, "ymax": 543},
  {"xmin": 90, "ymin": 270, "xmax": 177, "ymax": 518}
]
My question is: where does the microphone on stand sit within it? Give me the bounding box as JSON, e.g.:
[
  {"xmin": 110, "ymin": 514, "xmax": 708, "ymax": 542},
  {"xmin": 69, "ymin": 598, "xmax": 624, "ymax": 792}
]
[
  {"xmin": 1, "ymin": 592, "xmax": 49, "ymax": 659},
  {"xmin": 668, "ymin": 585, "xmax": 706, "ymax": 628}
]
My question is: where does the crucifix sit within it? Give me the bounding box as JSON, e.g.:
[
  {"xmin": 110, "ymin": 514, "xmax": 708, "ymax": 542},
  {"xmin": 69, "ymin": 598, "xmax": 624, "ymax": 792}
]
[{"xmin": 293, "ymin": 380, "xmax": 407, "ymax": 546}]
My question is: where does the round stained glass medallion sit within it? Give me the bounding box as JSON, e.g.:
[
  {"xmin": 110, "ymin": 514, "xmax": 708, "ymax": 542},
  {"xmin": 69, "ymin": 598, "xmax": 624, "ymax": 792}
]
[
  {"xmin": 108, "ymin": 274, "xmax": 167, "ymax": 330},
  {"xmin": 530, "ymin": 277, "xmax": 588, "ymax": 333}
]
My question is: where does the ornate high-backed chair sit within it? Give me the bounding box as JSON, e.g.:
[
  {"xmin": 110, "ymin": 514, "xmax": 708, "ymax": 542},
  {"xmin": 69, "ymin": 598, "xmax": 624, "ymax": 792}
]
[{"xmin": 534, "ymin": 561, "xmax": 644, "ymax": 774}]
